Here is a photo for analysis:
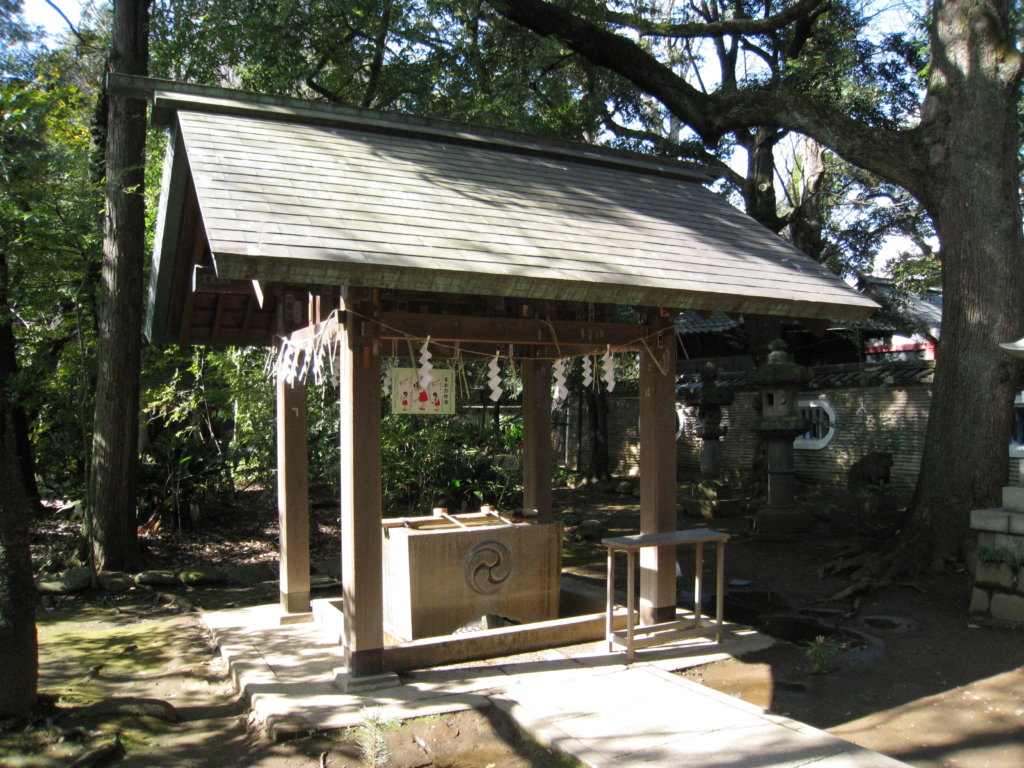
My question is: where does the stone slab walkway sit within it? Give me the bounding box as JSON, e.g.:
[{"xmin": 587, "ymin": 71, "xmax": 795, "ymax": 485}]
[{"xmin": 202, "ymin": 602, "xmax": 910, "ymax": 767}]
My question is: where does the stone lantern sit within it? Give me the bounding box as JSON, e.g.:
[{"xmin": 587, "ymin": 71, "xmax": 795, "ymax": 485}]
[
  {"xmin": 749, "ymin": 339, "xmax": 814, "ymax": 535},
  {"xmin": 682, "ymin": 362, "xmax": 734, "ymax": 480}
]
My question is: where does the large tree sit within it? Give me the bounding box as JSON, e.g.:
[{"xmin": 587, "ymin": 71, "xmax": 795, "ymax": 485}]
[
  {"xmin": 150, "ymin": 0, "xmax": 640, "ymax": 138},
  {"xmin": 494, "ymin": 0, "xmax": 1024, "ymax": 564},
  {"xmin": 88, "ymin": 0, "xmax": 149, "ymax": 571},
  {"xmin": 0, "ymin": 2, "xmax": 40, "ymax": 717},
  {"xmin": 0, "ymin": 349, "xmax": 36, "ymax": 718}
]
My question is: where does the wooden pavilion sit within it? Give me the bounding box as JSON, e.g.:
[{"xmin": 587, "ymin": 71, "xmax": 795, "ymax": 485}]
[{"xmin": 127, "ymin": 75, "xmax": 878, "ymax": 677}]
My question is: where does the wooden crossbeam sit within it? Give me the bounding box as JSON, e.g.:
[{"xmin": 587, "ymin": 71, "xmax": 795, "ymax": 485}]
[
  {"xmin": 281, "ymin": 310, "xmax": 658, "ymax": 358},
  {"xmin": 376, "ymin": 311, "xmax": 646, "ymax": 349},
  {"xmin": 282, "ymin": 313, "xmax": 342, "ymax": 344}
]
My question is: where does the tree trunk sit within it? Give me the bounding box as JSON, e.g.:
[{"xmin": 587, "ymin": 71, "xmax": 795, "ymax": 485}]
[
  {"xmin": 0, "ymin": 252, "xmax": 41, "ymax": 512},
  {"xmin": 584, "ymin": 389, "xmax": 610, "ymax": 481},
  {"xmin": 786, "ymin": 137, "xmax": 828, "ymax": 264},
  {"xmin": 740, "ymin": 127, "xmax": 786, "ymax": 232},
  {"xmin": 88, "ymin": 0, "xmax": 149, "ymax": 572},
  {"xmin": 0, "ymin": 390, "xmax": 38, "ymax": 718},
  {"xmin": 909, "ymin": 0, "xmax": 1024, "ymax": 564}
]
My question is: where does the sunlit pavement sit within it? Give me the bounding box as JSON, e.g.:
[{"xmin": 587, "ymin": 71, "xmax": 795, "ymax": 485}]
[{"xmin": 204, "ymin": 602, "xmax": 910, "ymax": 767}]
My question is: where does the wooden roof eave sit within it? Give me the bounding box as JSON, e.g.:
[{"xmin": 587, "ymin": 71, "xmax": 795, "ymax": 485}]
[
  {"xmin": 147, "ymin": 122, "xmax": 189, "ymax": 345},
  {"xmin": 147, "ymin": 124, "xmax": 288, "ymax": 347},
  {"xmin": 209, "ymin": 250, "xmax": 878, "ymax": 323},
  {"xmin": 136, "ymin": 75, "xmax": 881, "ymax": 343}
]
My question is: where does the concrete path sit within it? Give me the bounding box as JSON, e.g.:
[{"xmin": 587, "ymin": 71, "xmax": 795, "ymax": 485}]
[{"xmin": 203, "ymin": 602, "xmax": 910, "ymax": 767}]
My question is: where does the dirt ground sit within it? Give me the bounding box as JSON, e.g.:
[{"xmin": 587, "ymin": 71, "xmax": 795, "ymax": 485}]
[
  {"xmin": 558, "ymin": 486, "xmax": 1024, "ymax": 768},
  {"xmin": 5, "ymin": 588, "xmax": 573, "ymax": 768},
  {"xmin": 7, "ymin": 485, "xmax": 1024, "ymax": 767}
]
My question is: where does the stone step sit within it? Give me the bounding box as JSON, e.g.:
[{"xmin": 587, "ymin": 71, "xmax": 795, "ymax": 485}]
[
  {"xmin": 1003, "ymin": 486, "xmax": 1024, "ymax": 513},
  {"xmin": 312, "ymin": 597, "xmax": 346, "ymax": 644}
]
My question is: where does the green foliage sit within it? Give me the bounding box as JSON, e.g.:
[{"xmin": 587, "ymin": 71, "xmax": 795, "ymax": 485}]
[
  {"xmin": 629, "ymin": 0, "xmax": 934, "ymax": 280},
  {"xmin": 977, "ymin": 546, "xmax": 1024, "ymax": 571},
  {"xmin": 804, "ymin": 634, "xmax": 842, "ymax": 675},
  {"xmin": 139, "ymin": 347, "xmax": 235, "ymax": 528},
  {"xmin": 305, "ymin": 377, "xmax": 341, "ymax": 492},
  {"xmin": 887, "ymin": 248, "xmax": 941, "ymax": 293},
  {"xmin": 137, "ymin": 348, "xmax": 529, "ymax": 523},
  {"xmin": 150, "ymin": 0, "xmax": 612, "ymax": 140},
  {"xmin": 774, "ymin": 3, "xmax": 925, "ymax": 130},
  {"xmin": 381, "ymin": 403, "xmax": 523, "ymax": 516},
  {"xmin": 829, "ymin": 389, "xmax": 910, "ymax": 461},
  {"xmin": 352, "ymin": 708, "xmax": 397, "ymax": 768},
  {"xmin": 0, "ymin": 42, "xmax": 104, "ymax": 494},
  {"xmin": 139, "ymin": 346, "xmax": 279, "ymax": 527},
  {"xmin": 852, "ymin": 408, "xmax": 906, "ymax": 459}
]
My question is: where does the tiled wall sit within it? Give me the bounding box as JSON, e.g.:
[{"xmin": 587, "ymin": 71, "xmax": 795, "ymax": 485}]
[{"xmin": 562, "ymin": 385, "xmax": 934, "ymax": 489}]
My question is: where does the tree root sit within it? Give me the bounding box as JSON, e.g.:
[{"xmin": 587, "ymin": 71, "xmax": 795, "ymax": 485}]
[
  {"xmin": 819, "ymin": 538, "xmax": 920, "ymax": 601},
  {"xmin": 817, "ymin": 550, "xmax": 875, "ymax": 578},
  {"xmin": 66, "ymin": 697, "xmax": 179, "ymax": 725},
  {"xmin": 67, "ymin": 735, "xmax": 125, "ymax": 768},
  {"xmin": 825, "ymin": 577, "xmax": 892, "ymax": 602}
]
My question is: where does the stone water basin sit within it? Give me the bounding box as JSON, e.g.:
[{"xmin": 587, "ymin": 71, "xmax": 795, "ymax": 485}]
[{"xmin": 381, "ymin": 510, "xmax": 562, "ymax": 641}]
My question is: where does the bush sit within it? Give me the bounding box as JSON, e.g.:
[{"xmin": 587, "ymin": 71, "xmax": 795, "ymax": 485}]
[{"xmin": 381, "ymin": 406, "xmax": 523, "ymax": 516}]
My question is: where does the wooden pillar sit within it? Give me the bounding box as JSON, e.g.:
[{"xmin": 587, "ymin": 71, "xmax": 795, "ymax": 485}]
[
  {"xmin": 339, "ymin": 308, "xmax": 384, "ymax": 676},
  {"xmin": 277, "ymin": 371, "xmax": 311, "ymax": 615},
  {"xmin": 521, "ymin": 358, "xmax": 553, "ymax": 522},
  {"xmin": 638, "ymin": 315, "xmax": 678, "ymax": 624}
]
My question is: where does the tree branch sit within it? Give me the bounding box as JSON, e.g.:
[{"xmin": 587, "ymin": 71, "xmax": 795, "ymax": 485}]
[
  {"xmin": 599, "ymin": 113, "xmax": 745, "ymax": 186},
  {"xmin": 602, "ymin": 0, "xmax": 831, "ymax": 39},
  {"xmin": 361, "ymin": 0, "xmax": 393, "ymax": 108},
  {"xmin": 43, "ymin": 0, "xmax": 92, "ymax": 49},
  {"xmin": 44, "ymin": 0, "xmax": 77, "ymax": 34},
  {"xmin": 491, "ymin": 0, "xmax": 929, "ymax": 197}
]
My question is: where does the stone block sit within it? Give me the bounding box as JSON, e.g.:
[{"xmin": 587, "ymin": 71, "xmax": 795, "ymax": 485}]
[
  {"xmin": 178, "ymin": 567, "xmax": 226, "ymax": 586},
  {"xmin": 225, "ymin": 562, "xmax": 275, "ymax": 584},
  {"xmin": 98, "ymin": 571, "xmax": 133, "ymax": 593},
  {"xmin": 1010, "ymin": 514, "xmax": 1024, "ymax": 536},
  {"xmin": 971, "ymin": 508, "xmax": 1010, "ymax": 533},
  {"xmin": 975, "ymin": 561, "xmax": 1016, "ymax": 589},
  {"xmin": 135, "ymin": 569, "xmax": 179, "ymax": 587},
  {"xmin": 383, "ymin": 519, "xmax": 562, "ymax": 641},
  {"xmin": 36, "ymin": 566, "xmax": 93, "ymax": 594},
  {"xmin": 976, "ymin": 531, "xmax": 998, "ymax": 550},
  {"xmin": 279, "ymin": 611, "xmax": 314, "ymax": 626},
  {"xmin": 991, "ymin": 533, "xmax": 1024, "ymax": 558},
  {"xmin": 312, "ymin": 558, "xmax": 341, "ymax": 580},
  {"xmin": 969, "ymin": 587, "xmax": 990, "ymax": 614},
  {"xmin": 990, "ymin": 593, "xmax": 1024, "ymax": 624},
  {"xmin": 1003, "ymin": 487, "xmax": 1024, "ymax": 512},
  {"xmin": 332, "ymin": 668, "xmax": 401, "ymax": 693}
]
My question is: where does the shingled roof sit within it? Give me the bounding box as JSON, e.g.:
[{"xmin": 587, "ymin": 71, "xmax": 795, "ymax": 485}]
[
  {"xmin": 129, "ymin": 77, "xmax": 878, "ymax": 344},
  {"xmin": 677, "ymin": 360, "xmax": 935, "ymax": 394}
]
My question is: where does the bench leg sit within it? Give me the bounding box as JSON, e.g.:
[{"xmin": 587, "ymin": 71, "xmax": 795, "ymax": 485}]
[
  {"xmin": 606, "ymin": 548, "xmax": 615, "ymax": 652},
  {"xmin": 693, "ymin": 540, "xmax": 703, "ymax": 630},
  {"xmin": 626, "ymin": 550, "xmax": 636, "ymax": 663},
  {"xmin": 715, "ymin": 540, "xmax": 725, "ymax": 643}
]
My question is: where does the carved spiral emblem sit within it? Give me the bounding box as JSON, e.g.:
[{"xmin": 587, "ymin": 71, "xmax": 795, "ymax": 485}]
[{"xmin": 464, "ymin": 541, "xmax": 513, "ymax": 594}]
